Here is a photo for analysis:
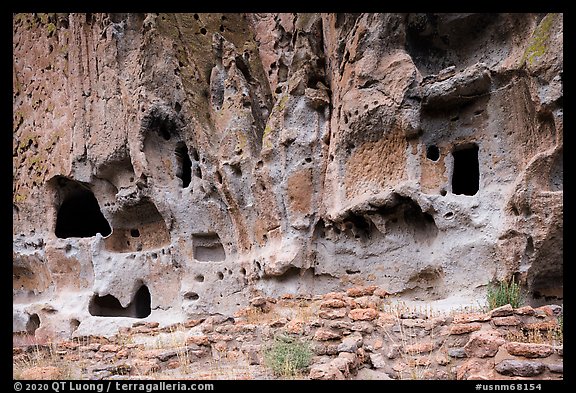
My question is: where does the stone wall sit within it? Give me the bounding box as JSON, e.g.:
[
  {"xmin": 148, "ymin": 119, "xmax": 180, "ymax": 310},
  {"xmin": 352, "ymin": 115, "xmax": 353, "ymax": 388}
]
[{"xmin": 13, "ymin": 287, "xmax": 563, "ymax": 380}]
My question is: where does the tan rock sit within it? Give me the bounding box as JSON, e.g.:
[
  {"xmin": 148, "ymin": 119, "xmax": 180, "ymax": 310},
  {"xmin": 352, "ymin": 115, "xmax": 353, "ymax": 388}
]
[
  {"xmin": 186, "ymin": 335, "xmax": 210, "ymax": 346},
  {"xmin": 492, "ymin": 315, "xmax": 522, "ymax": 326},
  {"xmin": 285, "ymin": 319, "xmax": 305, "ymax": 335},
  {"xmin": 490, "ymin": 304, "xmax": 514, "ymax": 317},
  {"xmin": 464, "ymin": 330, "xmax": 506, "ymax": 358},
  {"xmin": 456, "ymin": 358, "xmax": 494, "ymax": 380},
  {"xmin": 183, "ymin": 319, "xmax": 204, "ymax": 329},
  {"xmin": 452, "ymin": 313, "xmax": 491, "ymax": 324},
  {"xmin": 319, "ymin": 308, "xmax": 347, "ymax": 319},
  {"xmin": 19, "ymin": 366, "xmax": 61, "ymax": 380},
  {"xmin": 514, "ymin": 306, "xmax": 535, "ymax": 316},
  {"xmin": 313, "ymin": 328, "xmax": 342, "ymax": 341},
  {"xmin": 320, "ymin": 298, "xmax": 347, "ymax": 309},
  {"xmin": 404, "ymin": 341, "xmax": 435, "ymax": 354},
  {"xmin": 504, "ymin": 342, "xmax": 554, "ymax": 358},
  {"xmin": 346, "ymin": 285, "xmax": 378, "ymax": 297},
  {"xmin": 449, "ymin": 322, "xmax": 482, "ymax": 335},
  {"xmin": 524, "ymin": 320, "xmax": 559, "ymax": 331},
  {"xmin": 99, "ymin": 344, "xmax": 120, "ymax": 352},
  {"xmin": 349, "ymin": 308, "xmax": 379, "ymax": 321},
  {"xmin": 268, "ymin": 318, "xmax": 288, "ymax": 328}
]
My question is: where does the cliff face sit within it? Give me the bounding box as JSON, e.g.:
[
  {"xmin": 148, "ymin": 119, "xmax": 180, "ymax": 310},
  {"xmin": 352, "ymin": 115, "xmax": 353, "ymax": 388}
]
[{"xmin": 13, "ymin": 13, "xmax": 563, "ymax": 340}]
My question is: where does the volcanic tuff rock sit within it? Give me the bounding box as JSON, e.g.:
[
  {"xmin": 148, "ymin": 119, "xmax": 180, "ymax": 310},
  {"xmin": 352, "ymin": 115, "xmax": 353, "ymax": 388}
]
[{"xmin": 13, "ymin": 13, "xmax": 562, "ymax": 339}]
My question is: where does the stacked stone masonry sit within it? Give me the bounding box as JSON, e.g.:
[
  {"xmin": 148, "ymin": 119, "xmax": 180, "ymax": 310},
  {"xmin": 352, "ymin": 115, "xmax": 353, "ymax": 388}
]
[{"xmin": 14, "ymin": 288, "xmax": 563, "ymax": 380}]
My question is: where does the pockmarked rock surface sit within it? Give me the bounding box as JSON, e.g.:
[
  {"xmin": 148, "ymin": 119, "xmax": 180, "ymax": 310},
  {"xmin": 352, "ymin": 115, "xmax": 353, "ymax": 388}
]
[{"xmin": 13, "ymin": 13, "xmax": 562, "ymax": 345}]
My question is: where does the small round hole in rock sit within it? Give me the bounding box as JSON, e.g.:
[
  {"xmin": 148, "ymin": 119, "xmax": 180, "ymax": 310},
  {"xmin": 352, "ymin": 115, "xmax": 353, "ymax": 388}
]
[
  {"xmin": 194, "ymin": 274, "xmax": 205, "ymax": 282},
  {"xmin": 130, "ymin": 229, "xmax": 140, "ymax": 237},
  {"xmin": 426, "ymin": 145, "xmax": 440, "ymax": 161},
  {"xmin": 185, "ymin": 292, "xmax": 199, "ymax": 301},
  {"xmin": 217, "ymin": 272, "xmax": 224, "ymax": 280}
]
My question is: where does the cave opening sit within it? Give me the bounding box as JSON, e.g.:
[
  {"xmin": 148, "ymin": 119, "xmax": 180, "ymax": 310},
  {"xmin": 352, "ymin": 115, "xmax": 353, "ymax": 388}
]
[
  {"xmin": 54, "ymin": 179, "xmax": 111, "ymax": 239},
  {"xmin": 452, "ymin": 144, "xmax": 479, "ymax": 196},
  {"xmin": 88, "ymin": 285, "xmax": 151, "ymax": 318},
  {"xmin": 26, "ymin": 313, "xmax": 40, "ymax": 334},
  {"xmin": 426, "ymin": 145, "xmax": 440, "ymax": 161},
  {"xmin": 175, "ymin": 142, "xmax": 192, "ymax": 188},
  {"xmin": 192, "ymin": 233, "xmax": 226, "ymax": 262}
]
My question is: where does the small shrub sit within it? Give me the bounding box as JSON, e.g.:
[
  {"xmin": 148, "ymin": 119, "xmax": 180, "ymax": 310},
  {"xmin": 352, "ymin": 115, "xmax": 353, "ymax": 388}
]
[
  {"xmin": 487, "ymin": 277, "xmax": 522, "ymax": 309},
  {"xmin": 263, "ymin": 335, "xmax": 312, "ymax": 378}
]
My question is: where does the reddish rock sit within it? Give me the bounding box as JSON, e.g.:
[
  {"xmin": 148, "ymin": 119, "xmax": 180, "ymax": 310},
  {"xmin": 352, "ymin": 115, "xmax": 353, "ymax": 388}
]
[
  {"xmin": 514, "ymin": 306, "xmax": 535, "ymax": 316},
  {"xmin": 490, "ymin": 304, "xmax": 514, "ymax": 317},
  {"xmin": 404, "ymin": 341, "xmax": 435, "ymax": 354},
  {"xmin": 411, "ymin": 356, "xmax": 431, "ymax": 367},
  {"xmin": 58, "ymin": 341, "xmax": 80, "ymax": 350},
  {"xmin": 320, "ymin": 298, "xmax": 347, "ymax": 309},
  {"xmin": 319, "ymin": 308, "xmax": 347, "ymax": 319},
  {"xmin": 354, "ymin": 295, "xmax": 381, "ymax": 309},
  {"xmin": 492, "ymin": 315, "xmax": 522, "ymax": 326},
  {"xmin": 464, "ymin": 330, "xmax": 506, "ymax": 358},
  {"xmin": 323, "ymin": 292, "xmax": 347, "ymax": 300},
  {"xmin": 186, "ymin": 335, "xmax": 210, "ymax": 346},
  {"xmin": 504, "ymin": 342, "xmax": 554, "ymax": 358},
  {"xmin": 346, "ymin": 285, "xmax": 378, "ymax": 297},
  {"xmin": 131, "ymin": 326, "xmax": 153, "ymax": 334},
  {"xmin": 285, "ymin": 319, "xmax": 305, "ymax": 335},
  {"xmin": 184, "ymin": 319, "xmax": 204, "ymax": 328},
  {"xmin": 349, "ymin": 308, "xmax": 378, "ymax": 321},
  {"xmin": 208, "ymin": 333, "xmax": 234, "ymax": 342},
  {"xmin": 449, "ymin": 322, "xmax": 482, "ymax": 335},
  {"xmin": 452, "ymin": 312, "xmax": 491, "ymax": 324},
  {"xmin": 313, "ymin": 328, "xmax": 342, "ymax": 341}
]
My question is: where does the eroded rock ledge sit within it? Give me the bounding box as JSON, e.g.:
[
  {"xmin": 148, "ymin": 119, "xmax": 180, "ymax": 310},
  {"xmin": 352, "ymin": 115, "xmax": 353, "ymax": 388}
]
[{"xmin": 13, "ymin": 13, "xmax": 562, "ymax": 341}]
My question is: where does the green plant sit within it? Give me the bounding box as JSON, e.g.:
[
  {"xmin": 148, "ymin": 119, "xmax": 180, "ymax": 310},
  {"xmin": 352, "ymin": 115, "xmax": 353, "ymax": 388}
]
[
  {"xmin": 487, "ymin": 277, "xmax": 522, "ymax": 310},
  {"xmin": 263, "ymin": 335, "xmax": 312, "ymax": 378}
]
